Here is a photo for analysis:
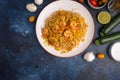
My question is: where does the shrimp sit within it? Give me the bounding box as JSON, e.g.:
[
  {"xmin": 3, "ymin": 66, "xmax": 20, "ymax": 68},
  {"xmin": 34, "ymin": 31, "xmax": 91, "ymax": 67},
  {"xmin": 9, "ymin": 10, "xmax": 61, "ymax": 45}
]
[
  {"xmin": 42, "ymin": 27, "xmax": 48, "ymax": 36},
  {"xmin": 70, "ymin": 21, "xmax": 77, "ymax": 27},
  {"xmin": 60, "ymin": 16, "xmax": 65, "ymax": 21},
  {"xmin": 52, "ymin": 24, "xmax": 63, "ymax": 33},
  {"xmin": 60, "ymin": 21, "xmax": 66, "ymax": 27},
  {"xmin": 70, "ymin": 21, "xmax": 80, "ymax": 29},
  {"xmin": 63, "ymin": 30, "xmax": 73, "ymax": 40},
  {"xmin": 53, "ymin": 25, "xmax": 59, "ymax": 30}
]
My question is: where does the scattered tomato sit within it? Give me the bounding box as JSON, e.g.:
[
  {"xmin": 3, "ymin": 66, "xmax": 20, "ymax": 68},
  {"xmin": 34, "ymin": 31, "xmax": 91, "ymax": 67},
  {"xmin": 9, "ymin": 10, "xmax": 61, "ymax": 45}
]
[
  {"xmin": 97, "ymin": 53, "xmax": 105, "ymax": 59},
  {"xmin": 78, "ymin": 0, "xmax": 84, "ymax": 3},
  {"xmin": 90, "ymin": 0, "xmax": 97, "ymax": 7},
  {"xmin": 28, "ymin": 16, "xmax": 35, "ymax": 23}
]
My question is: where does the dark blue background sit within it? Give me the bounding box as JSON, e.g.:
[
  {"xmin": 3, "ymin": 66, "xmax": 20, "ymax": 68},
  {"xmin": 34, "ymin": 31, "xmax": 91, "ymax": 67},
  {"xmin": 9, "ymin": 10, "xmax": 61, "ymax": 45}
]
[{"xmin": 0, "ymin": 0, "xmax": 120, "ymax": 80}]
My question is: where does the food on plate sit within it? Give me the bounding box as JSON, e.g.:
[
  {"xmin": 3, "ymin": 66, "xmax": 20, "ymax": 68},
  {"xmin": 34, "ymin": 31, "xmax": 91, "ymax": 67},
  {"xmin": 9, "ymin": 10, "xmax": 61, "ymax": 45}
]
[
  {"xmin": 41, "ymin": 10, "xmax": 88, "ymax": 53},
  {"xmin": 100, "ymin": 14, "xmax": 120, "ymax": 36},
  {"xmin": 34, "ymin": 0, "xmax": 43, "ymax": 5},
  {"xmin": 26, "ymin": 3, "xmax": 37, "ymax": 12},
  {"xmin": 95, "ymin": 31, "xmax": 120, "ymax": 45},
  {"xmin": 97, "ymin": 11, "xmax": 111, "ymax": 24},
  {"xmin": 83, "ymin": 52, "xmax": 95, "ymax": 62},
  {"xmin": 96, "ymin": 53, "xmax": 105, "ymax": 59},
  {"xmin": 28, "ymin": 16, "xmax": 36, "ymax": 23},
  {"xmin": 110, "ymin": 42, "xmax": 120, "ymax": 62}
]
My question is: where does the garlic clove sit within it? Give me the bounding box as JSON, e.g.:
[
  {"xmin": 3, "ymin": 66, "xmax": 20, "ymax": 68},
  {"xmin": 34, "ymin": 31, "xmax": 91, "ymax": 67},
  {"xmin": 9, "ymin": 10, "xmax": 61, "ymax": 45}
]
[
  {"xmin": 26, "ymin": 3, "xmax": 37, "ymax": 12},
  {"xmin": 34, "ymin": 0, "xmax": 43, "ymax": 5}
]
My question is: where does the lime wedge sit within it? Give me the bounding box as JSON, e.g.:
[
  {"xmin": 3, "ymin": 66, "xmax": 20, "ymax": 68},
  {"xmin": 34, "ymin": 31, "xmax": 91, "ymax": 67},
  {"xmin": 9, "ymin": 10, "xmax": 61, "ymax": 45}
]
[{"xmin": 97, "ymin": 11, "xmax": 111, "ymax": 24}]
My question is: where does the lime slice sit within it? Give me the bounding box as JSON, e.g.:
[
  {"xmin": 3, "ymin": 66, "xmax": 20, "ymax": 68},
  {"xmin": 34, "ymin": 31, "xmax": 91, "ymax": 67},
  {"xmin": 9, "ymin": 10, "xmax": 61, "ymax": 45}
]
[{"xmin": 97, "ymin": 11, "xmax": 111, "ymax": 24}]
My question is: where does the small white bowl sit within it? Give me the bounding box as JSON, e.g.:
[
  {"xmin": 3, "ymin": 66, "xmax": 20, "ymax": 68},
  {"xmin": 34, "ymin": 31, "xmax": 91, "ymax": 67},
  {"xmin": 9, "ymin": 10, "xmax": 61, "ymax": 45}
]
[
  {"xmin": 110, "ymin": 42, "xmax": 120, "ymax": 62},
  {"xmin": 87, "ymin": 0, "xmax": 108, "ymax": 9}
]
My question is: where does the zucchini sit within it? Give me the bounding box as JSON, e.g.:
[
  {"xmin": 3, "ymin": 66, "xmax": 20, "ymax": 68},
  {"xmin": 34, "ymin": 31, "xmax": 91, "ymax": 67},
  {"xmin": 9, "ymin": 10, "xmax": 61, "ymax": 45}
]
[
  {"xmin": 100, "ymin": 14, "xmax": 120, "ymax": 36},
  {"xmin": 95, "ymin": 31, "xmax": 120, "ymax": 45}
]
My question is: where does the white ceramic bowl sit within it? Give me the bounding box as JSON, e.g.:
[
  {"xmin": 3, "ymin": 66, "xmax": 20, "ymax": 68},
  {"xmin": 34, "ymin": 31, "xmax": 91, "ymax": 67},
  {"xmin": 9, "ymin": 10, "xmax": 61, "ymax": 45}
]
[
  {"xmin": 110, "ymin": 42, "xmax": 120, "ymax": 62},
  {"xmin": 36, "ymin": 0, "xmax": 95, "ymax": 58}
]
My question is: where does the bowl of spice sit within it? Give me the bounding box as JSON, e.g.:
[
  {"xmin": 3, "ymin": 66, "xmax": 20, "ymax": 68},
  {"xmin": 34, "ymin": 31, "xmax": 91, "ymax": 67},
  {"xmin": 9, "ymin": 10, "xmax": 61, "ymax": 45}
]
[
  {"xmin": 108, "ymin": 0, "xmax": 120, "ymax": 13},
  {"xmin": 88, "ymin": 0, "xmax": 108, "ymax": 9}
]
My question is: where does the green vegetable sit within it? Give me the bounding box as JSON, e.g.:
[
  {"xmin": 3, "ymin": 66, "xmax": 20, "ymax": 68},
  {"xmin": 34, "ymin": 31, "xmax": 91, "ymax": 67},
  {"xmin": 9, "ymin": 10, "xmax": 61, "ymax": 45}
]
[
  {"xmin": 95, "ymin": 31, "xmax": 120, "ymax": 45},
  {"xmin": 100, "ymin": 14, "xmax": 120, "ymax": 36}
]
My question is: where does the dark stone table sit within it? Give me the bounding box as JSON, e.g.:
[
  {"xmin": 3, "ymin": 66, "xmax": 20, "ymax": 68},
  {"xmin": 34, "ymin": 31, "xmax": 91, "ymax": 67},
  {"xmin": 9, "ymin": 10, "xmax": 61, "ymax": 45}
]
[{"xmin": 0, "ymin": 0, "xmax": 120, "ymax": 80}]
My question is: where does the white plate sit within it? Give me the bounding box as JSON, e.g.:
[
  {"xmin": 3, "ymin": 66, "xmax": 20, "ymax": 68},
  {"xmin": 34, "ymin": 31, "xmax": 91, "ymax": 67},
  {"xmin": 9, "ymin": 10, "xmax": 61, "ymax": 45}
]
[{"xmin": 36, "ymin": 0, "xmax": 95, "ymax": 58}]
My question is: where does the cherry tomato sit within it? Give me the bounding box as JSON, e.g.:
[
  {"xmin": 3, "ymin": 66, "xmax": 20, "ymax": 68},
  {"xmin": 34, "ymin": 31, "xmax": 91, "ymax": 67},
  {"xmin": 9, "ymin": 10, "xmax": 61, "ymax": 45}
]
[
  {"xmin": 90, "ymin": 0, "xmax": 97, "ymax": 7},
  {"xmin": 78, "ymin": 0, "xmax": 84, "ymax": 3},
  {"xmin": 28, "ymin": 16, "xmax": 35, "ymax": 23},
  {"xmin": 97, "ymin": 53, "xmax": 105, "ymax": 59}
]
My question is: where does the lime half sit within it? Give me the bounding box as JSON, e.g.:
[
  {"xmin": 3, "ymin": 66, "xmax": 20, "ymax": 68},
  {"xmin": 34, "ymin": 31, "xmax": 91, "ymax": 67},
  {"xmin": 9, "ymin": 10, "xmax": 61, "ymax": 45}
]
[{"xmin": 97, "ymin": 11, "xmax": 111, "ymax": 24}]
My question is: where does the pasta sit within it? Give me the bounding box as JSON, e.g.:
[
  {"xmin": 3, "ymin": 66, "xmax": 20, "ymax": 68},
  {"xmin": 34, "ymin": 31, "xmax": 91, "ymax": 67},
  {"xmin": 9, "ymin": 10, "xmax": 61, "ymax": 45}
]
[{"xmin": 42, "ymin": 10, "xmax": 88, "ymax": 53}]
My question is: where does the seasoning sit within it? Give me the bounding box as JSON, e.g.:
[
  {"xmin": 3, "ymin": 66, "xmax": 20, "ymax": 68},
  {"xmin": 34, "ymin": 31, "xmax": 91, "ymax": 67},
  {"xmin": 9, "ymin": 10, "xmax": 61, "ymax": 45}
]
[{"xmin": 108, "ymin": 0, "xmax": 120, "ymax": 13}]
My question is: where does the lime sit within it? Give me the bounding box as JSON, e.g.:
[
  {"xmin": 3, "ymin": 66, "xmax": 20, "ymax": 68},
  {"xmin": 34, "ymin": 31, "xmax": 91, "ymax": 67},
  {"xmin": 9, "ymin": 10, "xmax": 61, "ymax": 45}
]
[{"xmin": 97, "ymin": 11, "xmax": 111, "ymax": 24}]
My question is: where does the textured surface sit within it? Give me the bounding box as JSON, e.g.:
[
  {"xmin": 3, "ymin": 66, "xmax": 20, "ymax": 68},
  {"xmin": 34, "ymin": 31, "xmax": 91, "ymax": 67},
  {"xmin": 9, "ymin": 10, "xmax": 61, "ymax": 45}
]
[{"xmin": 0, "ymin": 0, "xmax": 120, "ymax": 80}]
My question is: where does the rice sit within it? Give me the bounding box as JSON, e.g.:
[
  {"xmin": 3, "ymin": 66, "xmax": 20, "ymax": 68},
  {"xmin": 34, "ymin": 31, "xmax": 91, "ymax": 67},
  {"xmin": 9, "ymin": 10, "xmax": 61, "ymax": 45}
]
[{"xmin": 42, "ymin": 10, "xmax": 88, "ymax": 53}]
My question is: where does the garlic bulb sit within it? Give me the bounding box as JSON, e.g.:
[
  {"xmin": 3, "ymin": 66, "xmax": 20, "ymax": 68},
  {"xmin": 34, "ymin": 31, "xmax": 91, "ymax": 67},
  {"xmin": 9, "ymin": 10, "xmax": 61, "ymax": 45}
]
[
  {"xmin": 83, "ymin": 52, "xmax": 95, "ymax": 62},
  {"xmin": 26, "ymin": 3, "xmax": 37, "ymax": 12},
  {"xmin": 34, "ymin": 0, "xmax": 43, "ymax": 5}
]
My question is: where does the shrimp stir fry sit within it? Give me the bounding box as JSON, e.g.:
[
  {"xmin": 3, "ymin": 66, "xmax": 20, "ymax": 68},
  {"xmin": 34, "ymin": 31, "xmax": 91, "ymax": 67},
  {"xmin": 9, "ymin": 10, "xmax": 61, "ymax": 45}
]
[{"xmin": 42, "ymin": 10, "xmax": 88, "ymax": 53}]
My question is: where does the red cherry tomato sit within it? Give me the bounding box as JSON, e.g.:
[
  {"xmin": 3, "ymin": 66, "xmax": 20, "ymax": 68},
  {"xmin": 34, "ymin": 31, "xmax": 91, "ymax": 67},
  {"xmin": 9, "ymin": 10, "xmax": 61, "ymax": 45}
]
[
  {"xmin": 78, "ymin": 0, "xmax": 84, "ymax": 3},
  {"xmin": 90, "ymin": 0, "xmax": 97, "ymax": 7}
]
